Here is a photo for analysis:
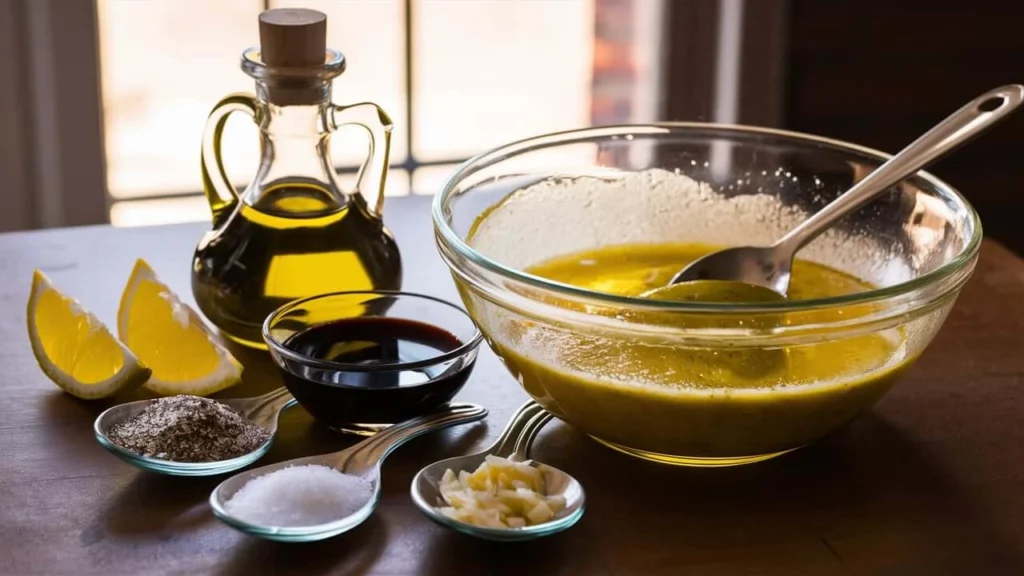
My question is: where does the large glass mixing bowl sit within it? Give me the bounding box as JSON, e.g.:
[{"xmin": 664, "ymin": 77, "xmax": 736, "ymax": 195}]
[{"xmin": 432, "ymin": 124, "xmax": 981, "ymax": 467}]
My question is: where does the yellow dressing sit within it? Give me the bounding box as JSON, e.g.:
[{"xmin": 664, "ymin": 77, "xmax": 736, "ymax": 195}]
[
  {"xmin": 486, "ymin": 243, "xmax": 910, "ymax": 462},
  {"xmin": 640, "ymin": 279, "xmax": 786, "ymax": 303}
]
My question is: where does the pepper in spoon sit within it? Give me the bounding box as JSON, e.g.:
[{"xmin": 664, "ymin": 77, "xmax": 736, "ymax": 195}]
[
  {"xmin": 94, "ymin": 386, "xmax": 296, "ymax": 476},
  {"xmin": 670, "ymin": 84, "xmax": 1024, "ymax": 296}
]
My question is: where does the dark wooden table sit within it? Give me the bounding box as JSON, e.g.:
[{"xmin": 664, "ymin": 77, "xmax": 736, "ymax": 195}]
[{"xmin": 2, "ymin": 196, "xmax": 1023, "ymax": 575}]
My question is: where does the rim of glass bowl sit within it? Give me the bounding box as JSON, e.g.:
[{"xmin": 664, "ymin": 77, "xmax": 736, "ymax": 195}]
[
  {"xmin": 262, "ymin": 290, "xmax": 484, "ymax": 372},
  {"xmin": 432, "ymin": 122, "xmax": 983, "ymax": 314}
]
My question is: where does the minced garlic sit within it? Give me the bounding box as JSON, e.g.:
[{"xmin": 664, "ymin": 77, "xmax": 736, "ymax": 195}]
[{"xmin": 436, "ymin": 455, "xmax": 566, "ymax": 528}]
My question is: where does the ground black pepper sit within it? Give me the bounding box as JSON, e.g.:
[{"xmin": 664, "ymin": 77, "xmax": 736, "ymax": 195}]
[{"xmin": 107, "ymin": 395, "xmax": 269, "ymax": 462}]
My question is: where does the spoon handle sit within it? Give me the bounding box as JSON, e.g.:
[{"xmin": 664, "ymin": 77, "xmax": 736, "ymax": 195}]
[
  {"xmin": 779, "ymin": 84, "xmax": 1024, "ymax": 252},
  {"xmin": 510, "ymin": 410, "xmax": 554, "ymax": 462},
  {"xmin": 337, "ymin": 403, "xmax": 488, "ymax": 472},
  {"xmin": 239, "ymin": 387, "xmax": 297, "ymax": 427},
  {"xmin": 489, "ymin": 401, "xmax": 548, "ymax": 457}
]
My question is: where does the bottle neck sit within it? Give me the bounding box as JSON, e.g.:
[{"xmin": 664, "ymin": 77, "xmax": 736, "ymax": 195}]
[
  {"xmin": 255, "ymin": 76, "xmax": 334, "ymax": 108},
  {"xmin": 243, "ymin": 81, "xmax": 346, "ymax": 217}
]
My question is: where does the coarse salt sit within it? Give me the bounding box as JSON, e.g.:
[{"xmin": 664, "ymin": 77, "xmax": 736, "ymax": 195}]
[{"xmin": 224, "ymin": 464, "xmax": 373, "ymax": 527}]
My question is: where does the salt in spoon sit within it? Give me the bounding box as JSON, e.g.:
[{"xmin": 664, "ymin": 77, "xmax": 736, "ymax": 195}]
[
  {"xmin": 411, "ymin": 400, "xmax": 585, "ymax": 542},
  {"xmin": 94, "ymin": 386, "xmax": 297, "ymax": 477},
  {"xmin": 210, "ymin": 402, "xmax": 487, "ymax": 542},
  {"xmin": 671, "ymin": 84, "xmax": 1024, "ymax": 296}
]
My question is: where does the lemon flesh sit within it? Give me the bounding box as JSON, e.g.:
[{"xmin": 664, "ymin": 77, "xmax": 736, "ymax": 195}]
[
  {"xmin": 27, "ymin": 270, "xmax": 150, "ymax": 399},
  {"xmin": 117, "ymin": 259, "xmax": 242, "ymax": 396}
]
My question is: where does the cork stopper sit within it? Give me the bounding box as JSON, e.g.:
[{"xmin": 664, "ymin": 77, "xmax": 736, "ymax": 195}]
[{"xmin": 258, "ymin": 8, "xmax": 329, "ymax": 104}]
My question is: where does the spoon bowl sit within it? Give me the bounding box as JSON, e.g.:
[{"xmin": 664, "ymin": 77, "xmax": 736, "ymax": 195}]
[
  {"xmin": 209, "ymin": 453, "xmax": 380, "ymax": 542},
  {"xmin": 671, "ymin": 84, "xmax": 1024, "ymax": 294},
  {"xmin": 93, "ymin": 386, "xmax": 297, "ymax": 476},
  {"xmin": 210, "ymin": 402, "xmax": 487, "ymax": 542},
  {"xmin": 640, "ymin": 277, "xmax": 786, "ymax": 303},
  {"xmin": 411, "ymin": 401, "xmax": 585, "ymax": 542}
]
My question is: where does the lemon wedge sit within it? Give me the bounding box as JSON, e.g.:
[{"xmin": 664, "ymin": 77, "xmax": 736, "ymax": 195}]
[
  {"xmin": 117, "ymin": 259, "xmax": 242, "ymax": 396},
  {"xmin": 27, "ymin": 270, "xmax": 151, "ymax": 399}
]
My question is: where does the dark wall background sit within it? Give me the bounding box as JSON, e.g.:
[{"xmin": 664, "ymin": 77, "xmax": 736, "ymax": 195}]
[{"xmin": 785, "ymin": 1, "xmax": 1024, "ymax": 254}]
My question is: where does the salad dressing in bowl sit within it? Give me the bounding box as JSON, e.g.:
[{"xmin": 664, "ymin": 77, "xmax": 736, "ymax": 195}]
[
  {"xmin": 493, "ymin": 242, "xmax": 909, "ymax": 464},
  {"xmin": 435, "ymin": 125, "xmax": 979, "ymax": 466}
]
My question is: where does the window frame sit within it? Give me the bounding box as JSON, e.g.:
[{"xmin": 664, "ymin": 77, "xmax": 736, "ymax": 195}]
[
  {"xmin": 0, "ymin": 0, "xmax": 788, "ymax": 231},
  {"xmin": 664, "ymin": 0, "xmax": 789, "ymax": 127}
]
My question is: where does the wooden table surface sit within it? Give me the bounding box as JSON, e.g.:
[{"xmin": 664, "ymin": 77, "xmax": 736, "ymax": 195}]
[{"xmin": 2, "ymin": 195, "xmax": 1023, "ymax": 575}]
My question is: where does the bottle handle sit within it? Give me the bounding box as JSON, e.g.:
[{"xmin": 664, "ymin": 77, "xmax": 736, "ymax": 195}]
[
  {"xmin": 330, "ymin": 102, "xmax": 394, "ymax": 218},
  {"xmin": 201, "ymin": 93, "xmax": 259, "ymax": 226}
]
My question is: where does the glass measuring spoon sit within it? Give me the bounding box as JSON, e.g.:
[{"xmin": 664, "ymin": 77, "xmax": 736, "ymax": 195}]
[
  {"xmin": 209, "ymin": 402, "xmax": 487, "ymax": 542},
  {"xmin": 93, "ymin": 386, "xmax": 297, "ymax": 477},
  {"xmin": 411, "ymin": 401, "xmax": 585, "ymax": 542}
]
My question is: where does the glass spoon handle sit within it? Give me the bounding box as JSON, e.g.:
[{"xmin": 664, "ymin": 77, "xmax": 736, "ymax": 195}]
[{"xmin": 335, "ymin": 403, "xmax": 488, "ymax": 473}]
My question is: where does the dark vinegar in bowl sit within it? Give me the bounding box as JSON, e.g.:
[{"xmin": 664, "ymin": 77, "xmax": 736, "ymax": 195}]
[{"xmin": 278, "ymin": 316, "xmax": 475, "ymax": 433}]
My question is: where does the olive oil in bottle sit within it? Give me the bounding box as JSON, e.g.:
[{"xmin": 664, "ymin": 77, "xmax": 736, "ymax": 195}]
[
  {"xmin": 191, "ymin": 8, "xmax": 402, "ymax": 348},
  {"xmin": 192, "ymin": 182, "xmax": 401, "ymax": 348}
]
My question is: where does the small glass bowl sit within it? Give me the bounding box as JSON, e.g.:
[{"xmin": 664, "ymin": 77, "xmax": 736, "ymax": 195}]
[{"xmin": 263, "ymin": 290, "xmax": 483, "ymax": 435}]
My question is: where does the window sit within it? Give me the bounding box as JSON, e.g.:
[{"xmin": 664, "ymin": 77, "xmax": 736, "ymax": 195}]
[
  {"xmin": 96, "ymin": 0, "xmax": 667, "ymax": 226},
  {"xmin": 1, "ymin": 1, "xmax": 787, "ymax": 233}
]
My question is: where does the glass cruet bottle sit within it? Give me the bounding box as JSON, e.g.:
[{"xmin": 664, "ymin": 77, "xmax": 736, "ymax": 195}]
[{"xmin": 191, "ymin": 8, "xmax": 402, "ymax": 349}]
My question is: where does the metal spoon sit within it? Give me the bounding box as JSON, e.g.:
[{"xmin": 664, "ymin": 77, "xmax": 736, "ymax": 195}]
[
  {"xmin": 640, "ymin": 279, "xmax": 786, "ymax": 303},
  {"xmin": 94, "ymin": 386, "xmax": 297, "ymax": 476},
  {"xmin": 670, "ymin": 84, "xmax": 1024, "ymax": 295},
  {"xmin": 411, "ymin": 401, "xmax": 585, "ymax": 542},
  {"xmin": 210, "ymin": 402, "xmax": 487, "ymax": 542}
]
